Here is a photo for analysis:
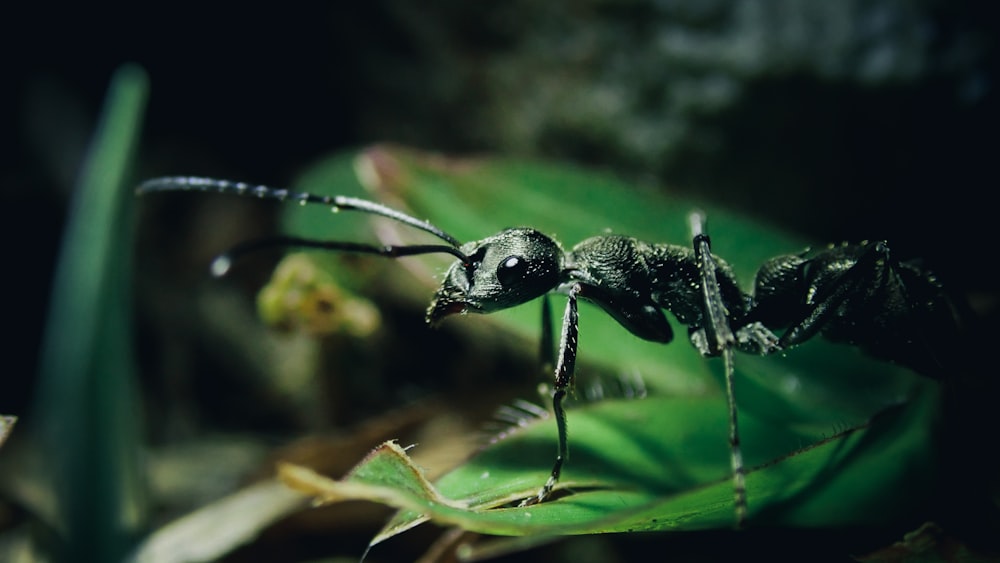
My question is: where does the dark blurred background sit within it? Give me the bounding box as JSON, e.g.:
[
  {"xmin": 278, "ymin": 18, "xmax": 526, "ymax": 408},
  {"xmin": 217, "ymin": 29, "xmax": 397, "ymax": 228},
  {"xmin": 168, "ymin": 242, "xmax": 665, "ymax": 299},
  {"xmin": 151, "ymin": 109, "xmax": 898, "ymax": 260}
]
[
  {"xmin": 5, "ymin": 1, "xmax": 999, "ymax": 412},
  {"xmin": 2, "ymin": 2, "xmax": 998, "ymax": 561}
]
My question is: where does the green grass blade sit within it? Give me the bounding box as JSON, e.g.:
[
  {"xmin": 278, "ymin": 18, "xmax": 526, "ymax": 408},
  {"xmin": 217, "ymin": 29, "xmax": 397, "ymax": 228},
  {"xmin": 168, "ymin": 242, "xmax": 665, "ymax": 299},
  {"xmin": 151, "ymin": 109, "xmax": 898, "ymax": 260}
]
[{"xmin": 34, "ymin": 64, "xmax": 149, "ymax": 561}]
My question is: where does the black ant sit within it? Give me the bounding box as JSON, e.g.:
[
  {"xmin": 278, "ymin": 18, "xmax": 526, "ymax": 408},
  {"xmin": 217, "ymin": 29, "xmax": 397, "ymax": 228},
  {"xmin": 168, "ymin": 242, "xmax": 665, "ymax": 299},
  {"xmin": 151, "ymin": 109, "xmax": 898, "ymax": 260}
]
[{"xmin": 137, "ymin": 176, "xmax": 959, "ymax": 527}]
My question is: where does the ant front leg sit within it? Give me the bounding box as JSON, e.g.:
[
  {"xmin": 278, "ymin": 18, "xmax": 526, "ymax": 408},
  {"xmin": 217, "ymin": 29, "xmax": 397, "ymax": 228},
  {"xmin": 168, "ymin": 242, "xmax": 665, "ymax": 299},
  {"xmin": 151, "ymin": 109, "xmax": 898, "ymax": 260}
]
[
  {"xmin": 520, "ymin": 284, "xmax": 580, "ymax": 507},
  {"xmin": 539, "ymin": 294, "xmax": 555, "ymax": 376},
  {"xmin": 689, "ymin": 212, "xmax": 749, "ymax": 527}
]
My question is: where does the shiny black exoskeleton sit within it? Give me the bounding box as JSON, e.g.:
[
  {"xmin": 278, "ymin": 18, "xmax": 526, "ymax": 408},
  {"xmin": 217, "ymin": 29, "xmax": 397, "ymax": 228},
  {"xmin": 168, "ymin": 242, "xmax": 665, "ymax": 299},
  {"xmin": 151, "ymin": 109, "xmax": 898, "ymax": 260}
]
[
  {"xmin": 427, "ymin": 228, "xmax": 777, "ymax": 356},
  {"xmin": 752, "ymin": 241, "xmax": 958, "ymax": 380},
  {"xmin": 138, "ymin": 176, "xmax": 960, "ymax": 525}
]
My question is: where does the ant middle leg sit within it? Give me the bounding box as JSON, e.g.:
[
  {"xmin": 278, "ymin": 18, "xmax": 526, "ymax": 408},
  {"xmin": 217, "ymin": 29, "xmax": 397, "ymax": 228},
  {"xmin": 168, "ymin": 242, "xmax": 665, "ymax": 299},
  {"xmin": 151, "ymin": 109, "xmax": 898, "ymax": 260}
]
[{"xmin": 688, "ymin": 212, "xmax": 759, "ymax": 527}]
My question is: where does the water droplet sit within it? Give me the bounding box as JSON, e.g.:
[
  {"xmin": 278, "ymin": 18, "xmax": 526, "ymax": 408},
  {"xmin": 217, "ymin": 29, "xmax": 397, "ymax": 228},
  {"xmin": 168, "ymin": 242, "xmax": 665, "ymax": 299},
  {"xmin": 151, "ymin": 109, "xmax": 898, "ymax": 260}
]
[{"xmin": 210, "ymin": 256, "xmax": 232, "ymax": 278}]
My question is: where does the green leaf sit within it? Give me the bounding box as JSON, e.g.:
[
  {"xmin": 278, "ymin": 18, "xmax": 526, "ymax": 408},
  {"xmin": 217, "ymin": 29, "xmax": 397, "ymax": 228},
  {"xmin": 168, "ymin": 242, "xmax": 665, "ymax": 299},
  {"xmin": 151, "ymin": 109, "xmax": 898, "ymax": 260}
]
[
  {"xmin": 280, "ymin": 376, "xmax": 936, "ymax": 543},
  {"xmin": 283, "ymin": 145, "xmax": 926, "ymax": 406},
  {"xmin": 277, "ymin": 145, "xmax": 940, "ymax": 545}
]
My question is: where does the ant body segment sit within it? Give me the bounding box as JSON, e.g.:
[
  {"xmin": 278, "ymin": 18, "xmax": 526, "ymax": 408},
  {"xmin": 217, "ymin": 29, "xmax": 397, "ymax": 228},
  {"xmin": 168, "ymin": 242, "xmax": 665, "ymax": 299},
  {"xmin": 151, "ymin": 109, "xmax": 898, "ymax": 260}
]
[{"xmin": 138, "ymin": 176, "xmax": 957, "ymax": 526}]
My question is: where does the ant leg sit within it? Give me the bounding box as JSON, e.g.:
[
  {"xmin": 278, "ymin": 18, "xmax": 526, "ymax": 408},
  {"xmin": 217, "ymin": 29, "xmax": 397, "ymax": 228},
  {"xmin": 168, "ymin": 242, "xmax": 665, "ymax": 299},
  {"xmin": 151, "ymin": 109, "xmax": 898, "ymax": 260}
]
[
  {"xmin": 521, "ymin": 284, "xmax": 580, "ymax": 506},
  {"xmin": 689, "ymin": 213, "xmax": 735, "ymax": 355},
  {"xmin": 775, "ymin": 241, "xmax": 888, "ymax": 349},
  {"xmin": 539, "ymin": 294, "xmax": 555, "ymax": 376},
  {"xmin": 689, "ymin": 212, "xmax": 748, "ymax": 528}
]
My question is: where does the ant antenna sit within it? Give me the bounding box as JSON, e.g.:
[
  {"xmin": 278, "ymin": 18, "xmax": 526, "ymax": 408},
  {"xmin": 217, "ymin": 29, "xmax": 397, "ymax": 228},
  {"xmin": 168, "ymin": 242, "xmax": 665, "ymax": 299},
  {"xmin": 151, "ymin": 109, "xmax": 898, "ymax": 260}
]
[
  {"xmin": 209, "ymin": 237, "xmax": 468, "ymax": 277},
  {"xmin": 137, "ymin": 176, "xmax": 470, "ymax": 273}
]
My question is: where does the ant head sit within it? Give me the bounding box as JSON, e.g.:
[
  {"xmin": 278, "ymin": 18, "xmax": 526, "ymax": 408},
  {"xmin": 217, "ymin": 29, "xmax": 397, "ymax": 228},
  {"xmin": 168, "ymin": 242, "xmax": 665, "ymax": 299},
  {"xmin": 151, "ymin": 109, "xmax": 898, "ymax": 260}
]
[{"xmin": 427, "ymin": 228, "xmax": 564, "ymax": 324}]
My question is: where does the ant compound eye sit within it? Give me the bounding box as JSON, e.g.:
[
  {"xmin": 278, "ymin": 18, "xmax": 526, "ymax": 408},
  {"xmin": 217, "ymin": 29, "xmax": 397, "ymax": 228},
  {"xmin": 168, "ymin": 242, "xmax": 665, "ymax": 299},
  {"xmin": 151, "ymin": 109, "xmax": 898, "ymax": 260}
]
[{"xmin": 497, "ymin": 255, "xmax": 529, "ymax": 287}]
